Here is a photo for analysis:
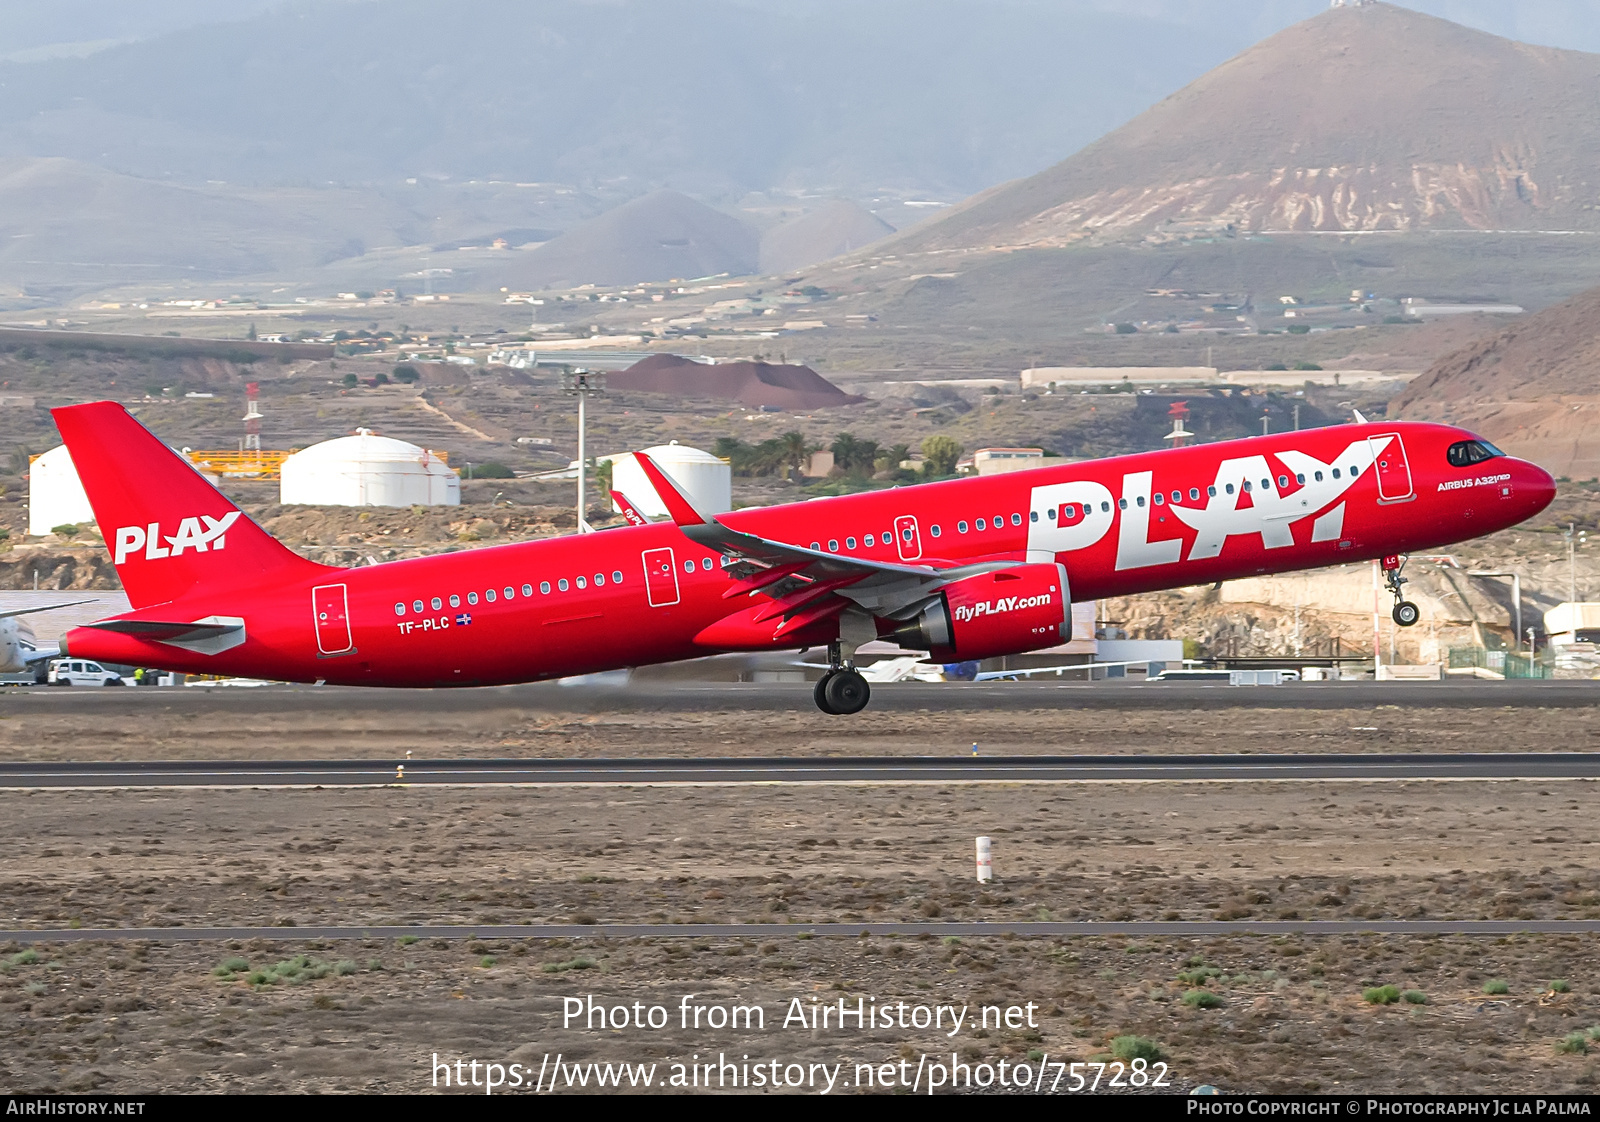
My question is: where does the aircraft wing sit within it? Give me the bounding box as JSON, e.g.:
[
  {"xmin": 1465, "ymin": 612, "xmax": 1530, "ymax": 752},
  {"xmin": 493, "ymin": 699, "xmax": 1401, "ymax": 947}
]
[
  {"xmin": 632, "ymin": 451, "xmax": 1018, "ymax": 618},
  {"xmin": 0, "ymin": 599, "xmax": 97, "ymax": 621}
]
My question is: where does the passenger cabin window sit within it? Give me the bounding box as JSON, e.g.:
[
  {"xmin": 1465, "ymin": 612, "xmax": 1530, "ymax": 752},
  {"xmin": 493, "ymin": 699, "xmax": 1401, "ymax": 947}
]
[
  {"xmin": 612, "ymin": 570, "xmax": 623, "ymax": 583},
  {"xmin": 1010, "ymin": 513, "xmax": 1022, "ymax": 526},
  {"xmin": 575, "ymin": 577, "xmax": 586, "ymax": 589},
  {"xmin": 976, "ymin": 518, "xmax": 986, "ymax": 530},
  {"xmin": 467, "ymin": 592, "xmax": 478, "ymax": 605},
  {"xmin": 1447, "ymin": 439, "xmax": 1504, "ymax": 468},
  {"xmin": 558, "ymin": 579, "xmax": 569, "ymax": 592},
  {"xmin": 485, "ymin": 589, "xmax": 497, "ymax": 602},
  {"xmin": 1152, "ymin": 493, "xmax": 1164, "ymax": 506},
  {"xmin": 931, "ymin": 525, "xmax": 942, "ymax": 537},
  {"xmin": 958, "ymin": 521, "xmax": 968, "ymax": 533},
  {"xmin": 449, "ymin": 594, "xmax": 461, "ymax": 608},
  {"xmin": 540, "ymin": 581, "xmax": 551, "ymax": 594}
]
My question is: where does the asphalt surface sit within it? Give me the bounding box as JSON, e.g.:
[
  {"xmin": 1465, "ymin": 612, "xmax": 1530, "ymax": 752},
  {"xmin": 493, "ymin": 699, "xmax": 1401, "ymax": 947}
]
[
  {"xmin": 4, "ymin": 753, "xmax": 1600, "ymax": 787},
  {"xmin": 6, "ymin": 921, "xmax": 1600, "ymax": 943},
  {"xmin": 1, "ymin": 678, "xmax": 1597, "ymax": 716}
]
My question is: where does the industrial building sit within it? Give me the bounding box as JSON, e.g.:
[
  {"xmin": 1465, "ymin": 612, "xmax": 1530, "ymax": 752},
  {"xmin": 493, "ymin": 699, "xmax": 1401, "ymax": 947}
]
[
  {"xmin": 279, "ymin": 430, "xmax": 459, "ymax": 508},
  {"xmin": 27, "ymin": 446, "xmax": 96, "ymax": 536},
  {"xmin": 609, "ymin": 442, "xmax": 731, "ymax": 519}
]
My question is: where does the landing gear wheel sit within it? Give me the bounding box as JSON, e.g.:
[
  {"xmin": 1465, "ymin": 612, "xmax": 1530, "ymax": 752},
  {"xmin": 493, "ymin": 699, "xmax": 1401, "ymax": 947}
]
[
  {"xmin": 822, "ymin": 668, "xmax": 871, "ymax": 715},
  {"xmin": 813, "ymin": 671, "xmax": 839, "ymax": 715},
  {"xmin": 1392, "ymin": 600, "xmax": 1420, "ymax": 628}
]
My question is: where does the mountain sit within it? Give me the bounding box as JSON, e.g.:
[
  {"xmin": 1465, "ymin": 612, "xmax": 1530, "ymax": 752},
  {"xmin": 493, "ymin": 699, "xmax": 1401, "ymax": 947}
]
[
  {"xmin": 1394, "ymin": 286, "xmax": 1600, "ymax": 479},
  {"xmin": 0, "ymin": 157, "xmax": 420, "ymax": 296},
  {"xmin": 0, "ymin": 1, "xmax": 1329, "ymax": 198},
  {"xmin": 888, "ymin": 2, "xmax": 1600, "ymax": 256},
  {"xmin": 478, "ymin": 191, "xmax": 759, "ymax": 289},
  {"xmin": 759, "ymin": 200, "xmax": 894, "ymax": 275}
]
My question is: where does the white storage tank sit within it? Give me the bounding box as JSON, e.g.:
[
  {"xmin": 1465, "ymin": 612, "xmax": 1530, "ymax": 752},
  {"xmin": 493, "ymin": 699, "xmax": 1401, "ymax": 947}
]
[
  {"xmin": 280, "ymin": 429, "xmax": 459, "ymax": 507},
  {"xmin": 610, "ymin": 441, "xmax": 731, "ymax": 519},
  {"xmin": 27, "ymin": 445, "xmax": 96, "ymax": 536}
]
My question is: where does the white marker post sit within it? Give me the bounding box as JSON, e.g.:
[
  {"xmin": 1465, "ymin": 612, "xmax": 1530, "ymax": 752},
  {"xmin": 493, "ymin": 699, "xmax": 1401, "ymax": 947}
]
[{"xmin": 975, "ymin": 836, "xmax": 993, "ymax": 883}]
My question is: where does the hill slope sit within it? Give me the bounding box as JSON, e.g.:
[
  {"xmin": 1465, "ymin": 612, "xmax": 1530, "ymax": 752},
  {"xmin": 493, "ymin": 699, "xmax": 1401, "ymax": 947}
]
[
  {"xmin": 891, "ymin": 2, "xmax": 1600, "ymax": 255},
  {"xmin": 1394, "ymin": 285, "xmax": 1600, "ymax": 478},
  {"xmin": 759, "ymin": 200, "xmax": 894, "ymax": 275},
  {"xmin": 480, "ymin": 191, "xmax": 759, "ymax": 289}
]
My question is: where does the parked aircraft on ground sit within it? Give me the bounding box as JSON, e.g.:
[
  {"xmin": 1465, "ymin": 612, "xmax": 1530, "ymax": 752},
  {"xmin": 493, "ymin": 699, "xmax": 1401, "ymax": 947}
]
[{"xmin": 51, "ymin": 401, "xmax": 1554, "ymax": 713}]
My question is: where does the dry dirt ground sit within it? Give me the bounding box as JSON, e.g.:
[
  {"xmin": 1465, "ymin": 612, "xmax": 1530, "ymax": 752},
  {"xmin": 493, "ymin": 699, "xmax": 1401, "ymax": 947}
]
[{"xmin": 3, "ymin": 695, "xmax": 1600, "ymax": 1094}]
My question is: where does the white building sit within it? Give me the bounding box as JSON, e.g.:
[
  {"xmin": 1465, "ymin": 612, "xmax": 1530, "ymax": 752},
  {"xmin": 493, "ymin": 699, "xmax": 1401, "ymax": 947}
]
[
  {"xmin": 280, "ymin": 430, "xmax": 459, "ymax": 507},
  {"xmin": 609, "ymin": 442, "xmax": 731, "ymax": 519},
  {"xmin": 27, "ymin": 445, "xmax": 96, "ymax": 536}
]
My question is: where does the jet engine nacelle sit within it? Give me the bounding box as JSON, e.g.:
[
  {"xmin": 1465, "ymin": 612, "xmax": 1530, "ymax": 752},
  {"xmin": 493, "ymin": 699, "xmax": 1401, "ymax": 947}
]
[{"xmin": 889, "ymin": 563, "xmax": 1069, "ymax": 662}]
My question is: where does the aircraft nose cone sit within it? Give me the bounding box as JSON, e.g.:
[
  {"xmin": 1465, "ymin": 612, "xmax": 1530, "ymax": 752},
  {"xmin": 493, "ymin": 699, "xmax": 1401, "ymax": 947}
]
[{"xmin": 1519, "ymin": 459, "xmax": 1557, "ymax": 515}]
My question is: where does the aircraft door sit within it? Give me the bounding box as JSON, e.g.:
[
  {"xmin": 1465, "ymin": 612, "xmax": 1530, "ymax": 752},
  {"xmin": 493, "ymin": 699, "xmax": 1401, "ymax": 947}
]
[
  {"xmin": 894, "ymin": 515, "xmax": 922, "ymax": 561},
  {"xmin": 1368, "ymin": 434, "xmax": 1414, "ymax": 504},
  {"xmin": 312, "ymin": 583, "xmax": 353, "ymax": 654},
  {"xmin": 642, "ymin": 547, "xmax": 681, "ymax": 607}
]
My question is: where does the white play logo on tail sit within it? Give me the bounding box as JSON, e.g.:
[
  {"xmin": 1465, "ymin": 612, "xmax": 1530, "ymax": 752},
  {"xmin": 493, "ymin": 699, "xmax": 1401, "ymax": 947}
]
[{"xmin": 113, "ymin": 513, "xmax": 241, "ymax": 564}]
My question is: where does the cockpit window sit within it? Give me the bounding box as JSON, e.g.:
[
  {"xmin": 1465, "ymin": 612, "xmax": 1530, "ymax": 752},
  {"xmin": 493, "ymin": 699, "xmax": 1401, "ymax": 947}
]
[{"xmin": 1447, "ymin": 440, "xmax": 1504, "ymax": 468}]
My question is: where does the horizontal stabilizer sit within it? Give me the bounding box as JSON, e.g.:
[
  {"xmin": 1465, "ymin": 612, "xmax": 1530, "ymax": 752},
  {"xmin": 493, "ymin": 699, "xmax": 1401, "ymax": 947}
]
[
  {"xmin": 86, "ymin": 618, "xmax": 243, "ymax": 642},
  {"xmin": 85, "ymin": 613, "xmax": 246, "ymax": 657}
]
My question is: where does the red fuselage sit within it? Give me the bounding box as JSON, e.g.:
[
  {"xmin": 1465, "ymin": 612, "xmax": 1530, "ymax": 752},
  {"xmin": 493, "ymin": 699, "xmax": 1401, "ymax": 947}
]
[{"xmin": 66, "ymin": 421, "xmax": 1554, "ymax": 686}]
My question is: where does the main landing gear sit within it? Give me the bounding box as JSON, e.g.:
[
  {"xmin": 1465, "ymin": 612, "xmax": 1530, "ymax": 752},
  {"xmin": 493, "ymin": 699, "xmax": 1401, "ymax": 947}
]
[
  {"xmin": 814, "ymin": 641, "xmax": 870, "ymax": 715},
  {"xmin": 1383, "ymin": 554, "xmax": 1420, "ymax": 628}
]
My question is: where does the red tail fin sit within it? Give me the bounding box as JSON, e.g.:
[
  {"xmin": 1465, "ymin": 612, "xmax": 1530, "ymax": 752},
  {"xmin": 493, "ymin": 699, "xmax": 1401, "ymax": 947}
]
[{"xmin": 52, "ymin": 401, "xmax": 330, "ymax": 608}]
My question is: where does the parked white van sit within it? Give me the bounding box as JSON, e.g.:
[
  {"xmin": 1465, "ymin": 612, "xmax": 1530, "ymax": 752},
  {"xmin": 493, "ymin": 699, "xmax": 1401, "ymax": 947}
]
[{"xmin": 47, "ymin": 659, "xmax": 124, "ymax": 686}]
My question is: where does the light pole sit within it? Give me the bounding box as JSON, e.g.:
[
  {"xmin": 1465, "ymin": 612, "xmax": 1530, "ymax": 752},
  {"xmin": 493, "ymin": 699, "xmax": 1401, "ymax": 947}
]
[{"xmin": 561, "ymin": 369, "xmax": 605, "ymax": 533}]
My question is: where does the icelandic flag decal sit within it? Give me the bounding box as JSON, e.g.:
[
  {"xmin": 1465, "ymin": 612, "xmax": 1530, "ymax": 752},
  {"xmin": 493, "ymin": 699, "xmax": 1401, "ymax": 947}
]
[{"xmin": 455, "ymin": 613, "xmax": 472, "ymax": 626}]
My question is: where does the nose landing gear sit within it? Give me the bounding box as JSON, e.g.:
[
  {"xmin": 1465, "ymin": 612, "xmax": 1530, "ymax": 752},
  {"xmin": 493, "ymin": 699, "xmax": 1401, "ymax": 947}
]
[
  {"xmin": 1383, "ymin": 554, "xmax": 1420, "ymax": 627},
  {"xmin": 814, "ymin": 641, "xmax": 871, "ymax": 715}
]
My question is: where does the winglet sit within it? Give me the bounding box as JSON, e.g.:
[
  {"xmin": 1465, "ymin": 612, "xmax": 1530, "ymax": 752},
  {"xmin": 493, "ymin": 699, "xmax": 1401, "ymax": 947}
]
[
  {"xmin": 1352, "ymin": 408, "xmax": 1368, "ymax": 424},
  {"xmin": 632, "ymin": 452, "xmax": 712, "ymax": 527},
  {"xmin": 610, "ymin": 490, "xmax": 651, "ymax": 527}
]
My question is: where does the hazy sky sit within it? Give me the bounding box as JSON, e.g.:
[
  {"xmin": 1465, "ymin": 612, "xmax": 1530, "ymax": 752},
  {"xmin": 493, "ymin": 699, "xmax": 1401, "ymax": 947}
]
[{"xmin": 5, "ymin": 1, "xmax": 1600, "ymax": 56}]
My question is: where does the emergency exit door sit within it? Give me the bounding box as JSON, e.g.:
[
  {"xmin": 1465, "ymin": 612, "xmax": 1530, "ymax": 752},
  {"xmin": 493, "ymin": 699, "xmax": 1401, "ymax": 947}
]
[
  {"xmin": 312, "ymin": 583, "xmax": 353, "ymax": 654},
  {"xmin": 1368, "ymin": 434, "xmax": 1414, "ymax": 504},
  {"xmin": 641, "ymin": 547, "xmax": 680, "ymax": 607}
]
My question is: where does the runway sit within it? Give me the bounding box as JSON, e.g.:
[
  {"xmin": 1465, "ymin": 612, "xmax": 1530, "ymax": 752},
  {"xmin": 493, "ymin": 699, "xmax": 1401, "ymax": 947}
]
[
  {"xmin": 6, "ymin": 920, "xmax": 1600, "ymax": 943},
  {"xmin": 2, "ymin": 677, "xmax": 1598, "ymax": 717},
  {"xmin": 4, "ymin": 752, "xmax": 1600, "ymax": 787}
]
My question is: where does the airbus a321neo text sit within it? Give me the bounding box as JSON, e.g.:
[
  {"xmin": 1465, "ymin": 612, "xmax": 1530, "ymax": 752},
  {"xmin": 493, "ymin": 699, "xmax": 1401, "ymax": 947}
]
[{"xmin": 45, "ymin": 401, "xmax": 1554, "ymax": 714}]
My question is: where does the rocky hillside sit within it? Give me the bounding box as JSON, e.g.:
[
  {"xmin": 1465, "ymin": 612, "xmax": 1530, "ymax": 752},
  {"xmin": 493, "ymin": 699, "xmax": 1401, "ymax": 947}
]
[
  {"xmin": 1392, "ymin": 285, "xmax": 1600, "ymax": 478},
  {"xmin": 888, "ymin": 3, "xmax": 1600, "ymax": 255}
]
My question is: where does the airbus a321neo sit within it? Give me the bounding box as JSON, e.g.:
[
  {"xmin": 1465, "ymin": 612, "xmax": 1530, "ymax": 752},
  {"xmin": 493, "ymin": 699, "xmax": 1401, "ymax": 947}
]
[{"xmin": 49, "ymin": 401, "xmax": 1554, "ymax": 713}]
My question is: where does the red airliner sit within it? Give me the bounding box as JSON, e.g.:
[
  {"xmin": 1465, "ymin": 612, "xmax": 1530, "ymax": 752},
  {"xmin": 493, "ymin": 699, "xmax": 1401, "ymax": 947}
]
[{"xmin": 52, "ymin": 401, "xmax": 1553, "ymax": 713}]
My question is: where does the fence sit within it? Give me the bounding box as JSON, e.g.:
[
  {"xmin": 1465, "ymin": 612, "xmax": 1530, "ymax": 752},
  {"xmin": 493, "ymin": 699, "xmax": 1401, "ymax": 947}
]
[{"xmin": 1445, "ymin": 646, "xmax": 1549, "ymax": 680}]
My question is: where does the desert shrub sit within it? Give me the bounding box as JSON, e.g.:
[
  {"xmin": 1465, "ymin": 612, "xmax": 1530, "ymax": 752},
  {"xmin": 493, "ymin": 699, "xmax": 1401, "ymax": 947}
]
[
  {"xmin": 334, "ymin": 960, "xmax": 358, "ymax": 976},
  {"xmin": 470, "ymin": 461, "xmax": 514, "ymax": 479},
  {"xmin": 398, "ymin": 935, "xmax": 418, "ymax": 946},
  {"xmin": 479, "ymin": 956, "xmax": 497, "ymax": 968},
  {"xmin": 1483, "ymin": 979, "xmax": 1510, "ymax": 995},
  {"xmin": 213, "ymin": 957, "xmax": 250, "ymax": 977},
  {"xmin": 1551, "ymin": 980, "xmax": 1572, "ymax": 993},
  {"xmin": 1363, "ymin": 985, "xmax": 1401, "ymax": 1005},
  {"xmin": 392, "ymin": 364, "xmax": 420, "ymax": 383},
  {"xmin": 51, "ymin": 523, "xmax": 79, "ymax": 538},
  {"xmin": 1182, "ymin": 989, "xmax": 1223, "ymax": 1009},
  {"xmin": 9, "ymin": 950, "xmax": 40, "ymax": 966},
  {"xmin": 1111, "ymin": 1035, "xmax": 1165, "ymax": 1062},
  {"xmin": 1558, "ymin": 1033, "xmax": 1589, "ymax": 1055},
  {"xmin": 540, "ymin": 957, "xmax": 595, "ymax": 973},
  {"xmin": 1402, "ymin": 990, "xmax": 1428, "ymax": 1005},
  {"xmin": 1177, "ymin": 966, "xmax": 1220, "ymax": 985},
  {"xmin": 366, "ymin": 958, "xmax": 383, "ymax": 972}
]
